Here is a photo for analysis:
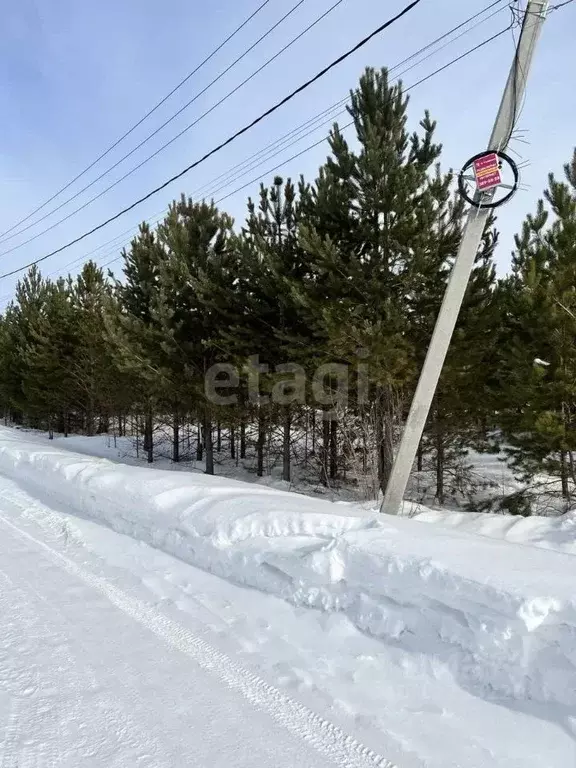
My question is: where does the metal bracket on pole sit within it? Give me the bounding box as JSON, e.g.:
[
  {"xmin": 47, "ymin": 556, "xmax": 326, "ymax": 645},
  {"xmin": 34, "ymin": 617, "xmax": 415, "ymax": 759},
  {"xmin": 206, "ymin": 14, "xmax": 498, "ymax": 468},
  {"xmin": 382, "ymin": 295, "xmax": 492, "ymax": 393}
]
[{"xmin": 381, "ymin": 0, "xmax": 549, "ymax": 515}]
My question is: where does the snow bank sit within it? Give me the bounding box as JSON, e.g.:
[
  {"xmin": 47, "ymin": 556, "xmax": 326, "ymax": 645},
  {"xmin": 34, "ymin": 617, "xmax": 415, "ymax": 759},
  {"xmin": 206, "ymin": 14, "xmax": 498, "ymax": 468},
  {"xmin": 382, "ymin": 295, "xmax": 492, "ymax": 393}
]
[
  {"xmin": 1, "ymin": 427, "xmax": 576, "ymax": 712},
  {"xmin": 415, "ymin": 508, "xmax": 576, "ymax": 555}
]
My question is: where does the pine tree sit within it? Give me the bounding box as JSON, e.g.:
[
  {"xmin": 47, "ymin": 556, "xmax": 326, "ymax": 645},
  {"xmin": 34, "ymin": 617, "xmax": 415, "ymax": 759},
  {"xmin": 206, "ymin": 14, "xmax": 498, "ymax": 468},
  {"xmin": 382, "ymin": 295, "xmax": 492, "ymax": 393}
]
[
  {"xmin": 297, "ymin": 67, "xmax": 445, "ymax": 493},
  {"xmin": 68, "ymin": 262, "xmax": 118, "ymax": 435},
  {"xmin": 406, "ymin": 190, "xmax": 500, "ymax": 505},
  {"xmin": 154, "ymin": 196, "xmax": 237, "ymax": 475},
  {"xmin": 0, "ymin": 266, "xmax": 52, "ymax": 426},
  {"xmin": 22, "ymin": 277, "xmax": 77, "ymax": 437},
  {"xmin": 497, "ymin": 149, "xmax": 576, "ymax": 512},
  {"xmin": 235, "ymin": 177, "xmax": 313, "ymax": 481},
  {"xmin": 108, "ymin": 223, "xmax": 168, "ymax": 461}
]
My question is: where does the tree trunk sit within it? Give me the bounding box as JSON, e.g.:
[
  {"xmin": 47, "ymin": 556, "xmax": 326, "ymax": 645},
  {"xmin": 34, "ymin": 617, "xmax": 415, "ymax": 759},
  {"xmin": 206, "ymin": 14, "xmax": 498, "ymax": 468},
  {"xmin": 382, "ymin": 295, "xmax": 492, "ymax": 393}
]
[
  {"xmin": 57, "ymin": 412, "xmax": 65, "ymax": 435},
  {"xmin": 216, "ymin": 421, "xmax": 222, "ymax": 453},
  {"xmin": 320, "ymin": 414, "xmax": 330, "ymax": 487},
  {"xmin": 311, "ymin": 408, "xmax": 316, "ymax": 455},
  {"xmin": 230, "ymin": 426, "xmax": 236, "ymax": 460},
  {"xmin": 143, "ymin": 415, "xmax": 150, "ymax": 452},
  {"xmin": 435, "ymin": 429, "xmax": 445, "ymax": 506},
  {"xmin": 417, "ymin": 440, "xmax": 424, "ymax": 473},
  {"xmin": 196, "ymin": 421, "xmax": 203, "ymax": 462},
  {"xmin": 48, "ymin": 416, "xmax": 54, "ymax": 441},
  {"xmin": 304, "ymin": 409, "xmax": 309, "ymax": 468},
  {"xmin": 173, "ymin": 411, "xmax": 180, "ymax": 463},
  {"xmin": 376, "ymin": 389, "xmax": 395, "ymax": 494},
  {"xmin": 282, "ymin": 407, "xmax": 291, "ymax": 483},
  {"xmin": 85, "ymin": 404, "xmax": 94, "ymax": 437},
  {"xmin": 240, "ymin": 420, "xmax": 246, "ymax": 460},
  {"xmin": 204, "ymin": 413, "xmax": 214, "ymax": 475},
  {"xmin": 145, "ymin": 411, "xmax": 154, "ymax": 464},
  {"xmin": 257, "ymin": 411, "xmax": 266, "ymax": 478},
  {"xmin": 361, "ymin": 405, "xmax": 367, "ymax": 475},
  {"xmin": 561, "ymin": 450, "xmax": 569, "ymax": 500},
  {"xmin": 569, "ymin": 451, "xmax": 576, "ymax": 490},
  {"xmin": 329, "ymin": 418, "xmax": 338, "ymax": 480}
]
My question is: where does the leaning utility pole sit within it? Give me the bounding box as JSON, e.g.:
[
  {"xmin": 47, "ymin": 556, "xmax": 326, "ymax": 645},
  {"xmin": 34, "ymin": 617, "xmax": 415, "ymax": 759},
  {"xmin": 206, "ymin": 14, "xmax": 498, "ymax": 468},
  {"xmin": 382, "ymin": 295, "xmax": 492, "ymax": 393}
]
[{"xmin": 381, "ymin": 0, "xmax": 550, "ymax": 515}]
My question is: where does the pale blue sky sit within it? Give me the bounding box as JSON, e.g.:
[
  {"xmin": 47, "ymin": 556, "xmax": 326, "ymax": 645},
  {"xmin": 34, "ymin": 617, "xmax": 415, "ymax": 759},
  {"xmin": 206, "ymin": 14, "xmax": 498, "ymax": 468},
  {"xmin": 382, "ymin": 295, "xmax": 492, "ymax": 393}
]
[{"xmin": 0, "ymin": 0, "xmax": 574, "ymax": 305}]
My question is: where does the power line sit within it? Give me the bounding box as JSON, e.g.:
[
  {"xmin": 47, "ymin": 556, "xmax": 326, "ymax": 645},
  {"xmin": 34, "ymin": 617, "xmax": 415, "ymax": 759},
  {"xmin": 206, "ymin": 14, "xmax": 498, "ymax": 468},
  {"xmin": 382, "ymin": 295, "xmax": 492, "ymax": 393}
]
[
  {"xmin": 74, "ymin": 18, "xmax": 515, "ymax": 283},
  {"xmin": 3, "ymin": 0, "xmax": 507, "ymax": 259},
  {"xmin": 0, "ymin": 0, "xmax": 274, "ymax": 243},
  {"xmin": 9, "ymin": 28, "xmax": 515, "ymax": 293},
  {"xmin": 46, "ymin": 211, "xmax": 169, "ymax": 278},
  {"xmin": 44, "ymin": 112, "xmax": 342, "ymax": 285},
  {"xmin": 515, "ymin": 0, "xmax": 573, "ymax": 14},
  {"xmin": 0, "ymin": 0, "xmax": 423, "ymax": 281},
  {"xmin": 191, "ymin": 0, "xmax": 509, "ymax": 202},
  {"xmin": 2, "ymin": 0, "xmax": 513, "ymax": 288},
  {"xmin": 0, "ymin": 29, "xmax": 512, "ymax": 306},
  {"xmin": 506, "ymin": 0, "xmax": 562, "ymax": 146},
  {"xmin": 0, "ymin": 0, "xmax": 506, "ymax": 264},
  {"xmin": 1, "ymin": 0, "xmax": 511, "ymax": 299},
  {"xmin": 41, "ymin": 105, "xmax": 347, "ymax": 286},
  {"xmin": 215, "ymin": 25, "xmax": 514, "ymax": 205},
  {"xmin": 0, "ymin": 0, "xmax": 314, "ymax": 249},
  {"xmin": 1, "ymin": 2, "xmax": 508, "ymax": 301},
  {"xmin": 3, "ymin": 0, "xmax": 568, "ymax": 300}
]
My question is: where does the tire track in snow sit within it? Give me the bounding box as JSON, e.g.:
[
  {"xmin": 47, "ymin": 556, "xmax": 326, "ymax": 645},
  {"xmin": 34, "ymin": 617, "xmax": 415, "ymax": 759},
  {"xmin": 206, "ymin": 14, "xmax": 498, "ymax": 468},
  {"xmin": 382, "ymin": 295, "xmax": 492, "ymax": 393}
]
[
  {"xmin": 0, "ymin": 570, "xmax": 52, "ymax": 768},
  {"xmin": 0, "ymin": 699, "xmax": 24, "ymax": 768},
  {"xmin": 0, "ymin": 554, "xmax": 164, "ymax": 768},
  {"xmin": 0, "ymin": 512, "xmax": 397, "ymax": 768}
]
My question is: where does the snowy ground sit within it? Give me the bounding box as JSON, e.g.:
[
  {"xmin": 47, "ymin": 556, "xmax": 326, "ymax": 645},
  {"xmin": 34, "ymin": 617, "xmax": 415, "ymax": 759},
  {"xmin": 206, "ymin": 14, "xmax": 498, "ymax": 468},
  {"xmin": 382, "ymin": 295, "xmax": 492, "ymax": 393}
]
[
  {"xmin": 0, "ymin": 507, "xmax": 375, "ymax": 768},
  {"xmin": 0, "ymin": 427, "xmax": 575, "ymax": 767}
]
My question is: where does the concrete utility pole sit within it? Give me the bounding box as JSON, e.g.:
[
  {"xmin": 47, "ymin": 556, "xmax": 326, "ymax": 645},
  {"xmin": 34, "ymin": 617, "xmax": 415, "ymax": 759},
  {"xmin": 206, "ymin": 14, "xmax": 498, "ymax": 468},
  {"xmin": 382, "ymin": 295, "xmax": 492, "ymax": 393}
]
[{"xmin": 381, "ymin": 0, "xmax": 550, "ymax": 515}]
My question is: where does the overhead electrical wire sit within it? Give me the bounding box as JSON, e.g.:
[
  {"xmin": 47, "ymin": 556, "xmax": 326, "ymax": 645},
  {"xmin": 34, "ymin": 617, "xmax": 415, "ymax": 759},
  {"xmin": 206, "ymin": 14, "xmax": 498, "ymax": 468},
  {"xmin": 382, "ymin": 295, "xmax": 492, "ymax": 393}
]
[
  {"xmin": 5, "ymin": 0, "xmax": 572, "ymax": 292},
  {"xmin": 0, "ymin": 0, "xmax": 508, "ymax": 263},
  {"xmin": 507, "ymin": 0, "xmax": 574, "ymax": 143},
  {"xmin": 7, "ymin": 36, "xmax": 510, "ymax": 292},
  {"xmin": 0, "ymin": 2, "xmax": 513, "ymax": 294},
  {"xmin": 0, "ymin": 0, "xmax": 275, "ymax": 242},
  {"xmin": 66, "ymin": 0, "xmax": 512, "ymax": 268},
  {"xmin": 0, "ymin": 0, "xmax": 316, "ymax": 248},
  {"xmin": 0, "ymin": 0, "xmax": 422, "ymax": 279},
  {"xmin": 84, "ymin": 20, "xmax": 515, "ymax": 284},
  {"xmin": 0, "ymin": 3, "xmax": 510, "ymax": 279},
  {"xmin": 46, "ymin": 210, "xmax": 168, "ymax": 277},
  {"xmin": 190, "ymin": 0, "xmax": 510, "ymax": 201},
  {"xmin": 215, "ymin": 25, "xmax": 515, "ymax": 206},
  {"xmin": 4, "ymin": 0, "xmax": 508, "ymax": 263}
]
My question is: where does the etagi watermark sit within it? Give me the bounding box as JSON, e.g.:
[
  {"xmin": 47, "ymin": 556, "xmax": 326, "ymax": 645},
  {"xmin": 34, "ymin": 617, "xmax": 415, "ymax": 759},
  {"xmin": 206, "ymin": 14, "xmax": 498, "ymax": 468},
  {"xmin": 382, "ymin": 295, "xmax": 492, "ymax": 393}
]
[{"xmin": 204, "ymin": 354, "xmax": 370, "ymax": 408}]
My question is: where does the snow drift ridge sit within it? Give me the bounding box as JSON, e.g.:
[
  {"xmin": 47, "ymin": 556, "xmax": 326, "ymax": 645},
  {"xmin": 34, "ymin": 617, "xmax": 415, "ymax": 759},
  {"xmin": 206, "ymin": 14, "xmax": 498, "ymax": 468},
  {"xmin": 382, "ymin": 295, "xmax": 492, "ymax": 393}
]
[{"xmin": 1, "ymin": 427, "xmax": 575, "ymax": 712}]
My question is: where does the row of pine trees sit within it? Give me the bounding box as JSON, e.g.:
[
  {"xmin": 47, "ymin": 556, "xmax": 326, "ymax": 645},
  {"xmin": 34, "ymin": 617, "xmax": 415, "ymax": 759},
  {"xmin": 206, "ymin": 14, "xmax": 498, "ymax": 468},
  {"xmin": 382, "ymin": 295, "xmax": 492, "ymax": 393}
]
[{"xmin": 1, "ymin": 68, "xmax": 575, "ymax": 515}]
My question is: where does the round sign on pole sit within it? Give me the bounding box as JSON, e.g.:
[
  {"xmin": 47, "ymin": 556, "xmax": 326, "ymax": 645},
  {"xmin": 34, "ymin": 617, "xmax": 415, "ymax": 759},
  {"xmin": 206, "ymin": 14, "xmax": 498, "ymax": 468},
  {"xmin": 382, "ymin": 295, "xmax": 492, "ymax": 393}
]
[{"xmin": 457, "ymin": 150, "xmax": 519, "ymax": 209}]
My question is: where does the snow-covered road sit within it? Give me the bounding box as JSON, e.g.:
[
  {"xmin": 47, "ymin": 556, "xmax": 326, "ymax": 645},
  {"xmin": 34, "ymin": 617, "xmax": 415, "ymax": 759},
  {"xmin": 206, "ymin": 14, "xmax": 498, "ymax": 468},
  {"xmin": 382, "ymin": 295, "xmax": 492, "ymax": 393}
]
[
  {"xmin": 0, "ymin": 484, "xmax": 392, "ymax": 768},
  {"xmin": 0, "ymin": 429, "xmax": 575, "ymax": 768}
]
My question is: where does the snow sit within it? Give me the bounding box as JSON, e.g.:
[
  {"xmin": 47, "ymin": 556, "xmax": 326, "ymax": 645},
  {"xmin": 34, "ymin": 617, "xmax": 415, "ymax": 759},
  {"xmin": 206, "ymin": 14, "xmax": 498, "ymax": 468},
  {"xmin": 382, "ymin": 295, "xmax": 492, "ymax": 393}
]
[
  {"xmin": 1, "ymin": 426, "xmax": 576, "ymax": 766},
  {"xmin": 0, "ymin": 495, "xmax": 385, "ymax": 768},
  {"xmin": 414, "ymin": 507, "xmax": 576, "ymax": 555}
]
